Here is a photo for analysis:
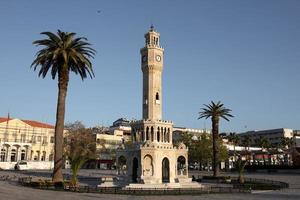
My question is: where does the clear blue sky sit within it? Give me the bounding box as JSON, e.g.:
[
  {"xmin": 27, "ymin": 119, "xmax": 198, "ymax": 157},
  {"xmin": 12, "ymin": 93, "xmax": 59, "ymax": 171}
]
[{"xmin": 0, "ymin": 0, "xmax": 299, "ymax": 132}]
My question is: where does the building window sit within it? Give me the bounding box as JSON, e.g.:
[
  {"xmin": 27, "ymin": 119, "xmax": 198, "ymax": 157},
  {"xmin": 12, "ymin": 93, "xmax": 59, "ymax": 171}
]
[
  {"xmin": 41, "ymin": 151, "xmax": 46, "ymax": 161},
  {"xmin": 21, "ymin": 150, "xmax": 26, "ymax": 160},
  {"xmin": 50, "ymin": 137, "xmax": 54, "ymax": 143},
  {"xmin": 11, "ymin": 149, "xmax": 16, "ymax": 162},
  {"xmin": 21, "ymin": 134, "xmax": 26, "ymax": 143},
  {"xmin": 0, "ymin": 149, "xmax": 6, "ymax": 162},
  {"xmin": 43, "ymin": 136, "xmax": 47, "ymax": 144},
  {"xmin": 49, "ymin": 154, "xmax": 54, "ymax": 161},
  {"xmin": 156, "ymin": 92, "xmax": 159, "ymax": 100}
]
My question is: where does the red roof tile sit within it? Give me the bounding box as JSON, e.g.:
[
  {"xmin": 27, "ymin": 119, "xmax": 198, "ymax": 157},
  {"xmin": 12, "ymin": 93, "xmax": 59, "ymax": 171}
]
[
  {"xmin": 0, "ymin": 117, "xmax": 54, "ymax": 129},
  {"xmin": 0, "ymin": 117, "xmax": 10, "ymax": 123},
  {"xmin": 21, "ymin": 120, "xmax": 55, "ymax": 129}
]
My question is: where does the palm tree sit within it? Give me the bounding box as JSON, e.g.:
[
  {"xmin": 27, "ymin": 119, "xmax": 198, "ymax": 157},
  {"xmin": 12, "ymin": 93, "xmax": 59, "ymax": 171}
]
[
  {"xmin": 241, "ymin": 135, "xmax": 252, "ymax": 151},
  {"xmin": 227, "ymin": 132, "xmax": 240, "ymax": 165},
  {"xmin": 256, "ymin": 136, "xmax": 270, "ymax": 165},
  {"xmin": 31, "ymin": 30, "xmax": 96, "ymax": 184},
  {"xmin": 280, "ymin": 137, "xmax": 294, "ymax": 165},
  {"xmin": 241, "ymin": 135, "xmax": 253, "ymax": 165},
  {"xmin": 198, "ymin": 101, "xmax": 233, "ymax": 177}
]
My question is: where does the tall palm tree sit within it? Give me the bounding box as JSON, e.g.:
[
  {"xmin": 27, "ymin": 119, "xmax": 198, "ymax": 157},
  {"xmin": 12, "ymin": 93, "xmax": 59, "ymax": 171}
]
[
  {"xmin": 31, "ymin": 30, "xmax": 96, "ymax": 184},
  {"xmin": 198, "ymin": 101, "xmax": 233, "ymax": 177}
]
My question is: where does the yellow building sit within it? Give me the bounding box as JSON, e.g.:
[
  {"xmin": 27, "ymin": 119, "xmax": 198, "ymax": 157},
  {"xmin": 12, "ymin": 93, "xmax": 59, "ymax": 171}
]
[
  {"xmin": 0, "ymin": 117, "xmax": 55, "ymax": 164},
  {"xmin": 92, "ymin": 122, "xmax": 131, "ymax": 169}
]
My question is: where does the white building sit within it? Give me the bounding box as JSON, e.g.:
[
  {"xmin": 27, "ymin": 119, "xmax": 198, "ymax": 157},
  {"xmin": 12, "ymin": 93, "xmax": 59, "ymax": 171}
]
[{"xmin": 239, "ymin": 128, "xmax": 294, "ymax": 146}]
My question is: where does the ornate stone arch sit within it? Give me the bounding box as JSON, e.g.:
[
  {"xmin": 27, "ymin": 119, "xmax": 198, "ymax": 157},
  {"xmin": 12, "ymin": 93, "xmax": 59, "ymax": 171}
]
[
  {"xmin": 177, "ymin": 155, "xmax": 187, "ymax": 175},
  {"xmin": 143, "ymin": 154, "xmax": 154, "ymax": 176},
  {"xmin": 117, "ymin": 155, "xmax": 127, "ymax": 175}
]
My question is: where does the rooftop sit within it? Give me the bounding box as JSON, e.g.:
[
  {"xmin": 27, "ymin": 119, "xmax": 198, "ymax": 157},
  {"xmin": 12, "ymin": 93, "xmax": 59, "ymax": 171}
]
[{"xmin": 0, "ymin": 117, "xmax": 54, "ymax": 129}]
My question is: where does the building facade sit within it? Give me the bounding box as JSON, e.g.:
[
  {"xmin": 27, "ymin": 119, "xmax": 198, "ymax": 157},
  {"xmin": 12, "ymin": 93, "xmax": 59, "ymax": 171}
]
[
  {"xmin": 239, "ymin": 128, "xmax": 293, "ymax": 146},
  {"xmin": 109, "ymin": 118, "xmax": 132, "ymax": 142},
  {"xmin": 0, "ymin": 117, "xmax": 56, "ymax": 169},
  {"xmin": 173, "ymin": 127, "xmax": 211, "ymax": 141},
  {"xmin": 116, "ymin": 26, "xmax": 189, "ymax": 185}
]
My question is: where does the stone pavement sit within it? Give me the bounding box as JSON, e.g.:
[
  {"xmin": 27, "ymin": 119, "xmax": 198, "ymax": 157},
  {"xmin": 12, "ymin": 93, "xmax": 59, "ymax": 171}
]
[{"xmin": 0, "ymin": 170, "xmax": 300, "ymax": 200}]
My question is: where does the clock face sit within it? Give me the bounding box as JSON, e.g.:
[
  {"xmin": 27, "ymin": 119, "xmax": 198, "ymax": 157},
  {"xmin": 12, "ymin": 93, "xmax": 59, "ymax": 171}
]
[
  {"xmin": 156, "ymin": 55, "xmax": 161, "ymax": 62},
  {"xmin": 142, "ymin": 55, "xmax": 147, "ymax": 62}
]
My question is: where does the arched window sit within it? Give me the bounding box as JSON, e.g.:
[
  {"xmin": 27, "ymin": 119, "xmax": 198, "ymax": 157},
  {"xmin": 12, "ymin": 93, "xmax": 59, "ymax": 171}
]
[
  {"xmin": 0, "ymin": 148, "xmax": 6, "ymax": 162},
  {"xmin": 21, "ymin": 150, "xmax": 26, "ymax": 160},
  {"xmin": 157, "ymin": 127, "xmax": 160, "ymax": 142},
  {"xmin": 146, "ymin": 127, "xmax": 149, "ymax": 140},
  {"xmin": 143, "ymin": 155, "xmax": 154, "ymax": 176},
  {"xmin": 11, "ymin": 149, "xmax": 16, "ymax": 162},
  {"xmin": 177, "ymin": 156, "xmax": 187, "ymax": 175},
  {"xmin": 151, "ymin": 127, "xmax": 154, "ymax": 142},
  {"xmin": 118, "ymin": 156, "xmax": 127, "ymax": 175},
  {"xmin": 156, "ymin": 92, "xmax": 159, "ymax": 100},
  {"xmin": 41, "ymin": 151, "xmax": 46, "ymax": 161}
]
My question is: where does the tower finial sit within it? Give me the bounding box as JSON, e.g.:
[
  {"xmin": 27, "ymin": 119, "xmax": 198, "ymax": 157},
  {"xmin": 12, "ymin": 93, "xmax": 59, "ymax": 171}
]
[{"xmin": 150, "ymin": 24, "xmax": 154, "ymax": 31}]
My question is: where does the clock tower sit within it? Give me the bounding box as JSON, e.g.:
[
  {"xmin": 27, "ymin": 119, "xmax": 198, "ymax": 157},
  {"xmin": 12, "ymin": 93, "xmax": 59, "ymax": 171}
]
[
  {"xmin": 140, "ymin": 25, "xmax": 164, "ymax": 120},
  {"xmin": 116, "ymin": 26, "xmax": 190, "ymax": 186}
]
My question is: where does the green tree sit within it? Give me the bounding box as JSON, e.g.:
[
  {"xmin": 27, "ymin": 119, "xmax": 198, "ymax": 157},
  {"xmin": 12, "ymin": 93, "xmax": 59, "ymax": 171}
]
[
  {"xmin": 64, "ymin": 127, "xmax": 96, "ymax": 186},
  {"xmin": 191, "ymin": 133, "xmax": 212, "ymax": 169},
  {"xmin": 199, "ymin": 134, "xmax": 213, "ymax": 169},
  {"xmin": 198, "ymin": 101, "xmax": 233, "ymax": 177},
  {"xmin": 174, "ymin": 133, "xmax": 193, "ymax": 148},
  {"xmin": 280, "ymin": 137, "xmax": 295, "ymax": 165},
  {"xmin": 280, "ymin": 137, "xmax": 294, "ymax": 150},
  {"xmin": 241, "ymin": 135, "xmax": 252, "ymax": 151},
  {"xmin": 31, "ymin": 30, "xmax": 96, "ymax": 184},
  {"xmin": 176, "ymin": 132, "xmax": 227, "ymax": 171},
  {"xmin": 218, "ymin": 137, "xmax": 229, "ymax": 163},
  {"xmin": 65, "ymin": 121, "xmax": 85, "ymax": 132}
]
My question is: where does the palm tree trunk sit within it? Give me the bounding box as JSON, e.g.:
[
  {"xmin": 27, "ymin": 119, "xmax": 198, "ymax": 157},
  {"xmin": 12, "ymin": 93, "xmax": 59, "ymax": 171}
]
[
  {"xmin": 52, "ymin": 69, "xmax": 69, "ymax": 184},
  {"xmin": 212, "ymin": 117, "xmax": 219, "ymax": 177}
]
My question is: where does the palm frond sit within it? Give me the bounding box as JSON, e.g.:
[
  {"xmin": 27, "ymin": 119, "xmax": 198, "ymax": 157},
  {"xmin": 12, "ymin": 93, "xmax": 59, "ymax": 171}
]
[
  {"xmin": 31, "ymin": 30, "xmax": 96, "ymax": 80},
  {"xmin": 198, "ymin": 101, "xmax": 234, "ymax": 121}
]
